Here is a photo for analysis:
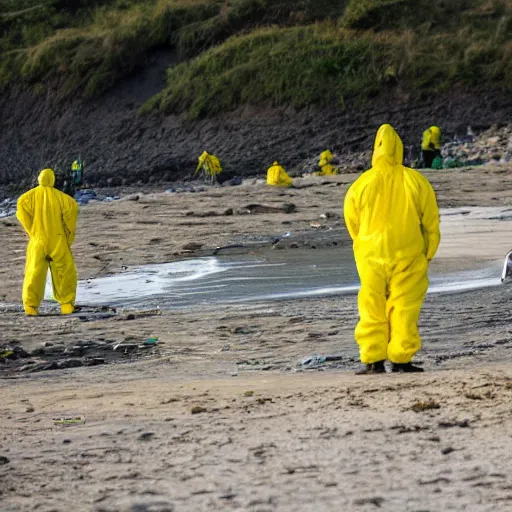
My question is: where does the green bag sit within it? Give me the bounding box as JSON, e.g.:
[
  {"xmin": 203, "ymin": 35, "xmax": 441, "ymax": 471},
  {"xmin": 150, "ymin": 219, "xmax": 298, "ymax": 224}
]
[{"xmin": 432, "ymin": 155, "xmax": 443, "ymax": 169}]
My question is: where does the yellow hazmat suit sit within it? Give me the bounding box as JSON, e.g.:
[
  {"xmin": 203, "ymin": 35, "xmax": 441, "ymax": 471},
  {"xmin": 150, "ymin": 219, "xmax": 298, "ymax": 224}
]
[
  {"xmin": 344, "ymin": 125, "xmax": 440, "ymax": 364},
  {"xmin": 195, "ymin": 151, "xmax": 222, "ymax": 183},
  {"xmin": 421, "ymin": 126, "xmax": 441, "ymax": 151},
  {"xmin": 16, "ymin": 169, "xmax": 79, "ymax": 316},
  {"xmin": 266, "ymin": 161, "xmax": 293, "ymax": 187},
  {"xmin": 317, "ymin": 150, "xmax": 339, "ymax": 176}
]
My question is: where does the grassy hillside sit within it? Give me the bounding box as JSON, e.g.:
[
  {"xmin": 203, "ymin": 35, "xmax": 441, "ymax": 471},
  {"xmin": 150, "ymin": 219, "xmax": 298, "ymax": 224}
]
[{"xmin": 1, "ymin": 0, "xmax": 511, "ymax": 116}]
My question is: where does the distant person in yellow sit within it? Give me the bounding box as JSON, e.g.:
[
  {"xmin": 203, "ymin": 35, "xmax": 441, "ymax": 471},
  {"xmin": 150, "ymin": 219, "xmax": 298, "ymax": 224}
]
[
  {"xmin": 266, "ymin": 161, "xmax": 293, "ymax": 187},
  {"xmin": 196, "ymin": 151, "xmax": 222, "ymax": 184},
  {"xmin": 344, "ymin": 124, "xmax": 440, "ymax": 374},
  {"xmin": 16, "ymin": 168, "xmax": 79, "ymax": 316},
  {"xmin": 316, "ymin": 150, "xmax": 339, "ymax": 176},
  {"xmin": 421, "ymin": 126, "xmax": 442, "ymax": 168}
]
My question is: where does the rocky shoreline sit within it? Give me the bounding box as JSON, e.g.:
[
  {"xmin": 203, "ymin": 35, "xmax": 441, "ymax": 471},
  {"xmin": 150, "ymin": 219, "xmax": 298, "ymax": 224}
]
[{"xmin": 2, "ymin": 81, "xmax": 512, "ymax": 194}]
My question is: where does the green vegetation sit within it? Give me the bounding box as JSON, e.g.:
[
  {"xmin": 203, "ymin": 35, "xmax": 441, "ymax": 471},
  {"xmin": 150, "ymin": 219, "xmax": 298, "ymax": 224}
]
[
  {"xmin": 0, "ymin": 0, "xmax": 216, "ymax": 95},
  {"xmin": 142, "ymin": 26, "xmax": 389, "ymax": 118},
  {"xmin": 1, "ymin": 0, "xmax": 511, "ymax": 115}
]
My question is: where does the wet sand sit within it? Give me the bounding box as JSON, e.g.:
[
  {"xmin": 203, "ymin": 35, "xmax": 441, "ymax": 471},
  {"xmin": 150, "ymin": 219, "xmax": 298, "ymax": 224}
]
[{"xmin": 2, "ymin": 166, "xmax": 512, "ymax": 511}]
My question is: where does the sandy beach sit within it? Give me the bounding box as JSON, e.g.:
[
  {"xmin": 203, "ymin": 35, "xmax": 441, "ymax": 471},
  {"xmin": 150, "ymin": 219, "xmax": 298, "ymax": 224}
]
[{"xmin": 2, "ymin": 165, "xmax": 512, "ymax": 511}]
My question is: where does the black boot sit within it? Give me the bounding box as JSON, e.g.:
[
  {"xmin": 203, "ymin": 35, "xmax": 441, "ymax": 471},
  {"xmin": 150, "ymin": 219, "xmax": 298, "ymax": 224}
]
[
  {"xmin": 355, "ymin": 360, "xmax": 386, "ymax": 375},
  {"xmin": 391, "ymin": 362, "xmax": 424, "ymax": 373}
]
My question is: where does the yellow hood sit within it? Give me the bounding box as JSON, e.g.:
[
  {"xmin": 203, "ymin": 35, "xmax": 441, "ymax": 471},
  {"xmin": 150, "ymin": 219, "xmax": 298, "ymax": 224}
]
[
  {"xmin": 38, "ymin": 168, "xmax": 55, "ymax": 187},
  {"xmin": 371, "ymin": 124, "xmax": 404, "ymax": 168}
]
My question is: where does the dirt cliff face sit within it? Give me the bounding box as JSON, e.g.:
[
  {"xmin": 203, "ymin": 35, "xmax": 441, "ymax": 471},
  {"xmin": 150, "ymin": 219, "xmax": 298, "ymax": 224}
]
[{"xmin": 2, "ymin": 49, "xmax": 512, "ymax": 193}]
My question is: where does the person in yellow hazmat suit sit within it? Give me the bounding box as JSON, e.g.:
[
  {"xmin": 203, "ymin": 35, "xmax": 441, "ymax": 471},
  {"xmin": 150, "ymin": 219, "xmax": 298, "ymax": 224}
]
[
  {"xmin": 421, "ymin": 126, "xmax": 442, "ymax": 168},
  {"xmin": 266, "ymin": 161, "xmax": 293, "ymax": 187},
  {"xmin": 16, "ymin": 168, "xmax": 79, "ymax": 316},
  {"xmin": 316, "ymin": 150, "xmax": 339, "ymax": 176},
  {"xmin": 195, "ymin": 151, "xmax": 222, "ymax": 184},
  {"xmin": 344, "ymin": 124, "xmax": 440, "ymax": 374}
]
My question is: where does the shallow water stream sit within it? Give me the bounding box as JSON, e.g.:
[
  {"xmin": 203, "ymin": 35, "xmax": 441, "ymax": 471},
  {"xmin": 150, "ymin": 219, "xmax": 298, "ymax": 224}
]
[{"xmin": 74, "ymin": 248, "xmax": 501, "ymax": 309}]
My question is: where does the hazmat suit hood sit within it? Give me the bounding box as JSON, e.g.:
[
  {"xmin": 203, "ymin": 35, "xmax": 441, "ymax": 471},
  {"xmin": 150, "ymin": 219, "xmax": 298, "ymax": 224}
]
[
  {"xmin": 267, "ymin": 161, "xmax": 292, "ymax": 187},
  {"xmin": 429, "ymin": 126, "xmax": 441, "ymax": 137},
  {"xmin": 344, "ymin": 121, "xmax": 440, "ymax": 264},
  {"xmin": 371, "ymin": 124, "xmax": 404, "ymax": 169},
  {"xmin": 38, "ymin": 168, "xmax": 55, "ymax": 187}
]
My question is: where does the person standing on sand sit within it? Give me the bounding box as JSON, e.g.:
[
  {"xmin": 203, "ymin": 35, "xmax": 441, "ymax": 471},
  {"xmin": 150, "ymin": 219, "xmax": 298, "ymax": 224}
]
[
  {"xmin": 421, "ymin": 125, "xmax": 442, "ymax": 168},
  {"xmin": 344, "ymin": 124, "xmax": 440, "ymax": 374},
  {"xmin": 16, "ymin": 168, "xmax": 79, "ymax": 316},
  {"xmin": 195, "ymin": 151, "xmax": 222, "ymax": 184}
]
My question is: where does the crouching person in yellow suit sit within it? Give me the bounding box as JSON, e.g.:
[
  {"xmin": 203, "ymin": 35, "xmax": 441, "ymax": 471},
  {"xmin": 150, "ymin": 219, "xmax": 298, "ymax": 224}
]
[
  {"xmin": 316, "ymin": 150, "xmax": 339, "ymax": 176},
  {"xmin": 266, "ymin": 161, "xmax": 293, "ymax": 187},
  {"xmin": 344, "ymin": 125, "xmax": 440, "ymax": 374},
  {"xmin": 17, "ymin": 168, "xmax": 79, "ymax": 316}
]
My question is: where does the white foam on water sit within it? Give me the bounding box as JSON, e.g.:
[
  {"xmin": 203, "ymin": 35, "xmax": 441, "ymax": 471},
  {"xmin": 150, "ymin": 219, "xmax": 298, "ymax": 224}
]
[
  {"xmin": 76, "ymin": 257, "xmax": 227, "ymax": 305},
  {"xmin": 227, "ymin": 261, "xmax": 286, "ymax": 268},
  {"xmin": 428, "ymin": 263, "xmax": 501, "ymax": 294},
  {"xmin": 428, "ymin": 278, "xmax": 500, "ymax": 294},
  {"xmin": 214, "ymin": 276, "xmax": 298, "ymax": 283},
  {"xmin": 228, "ymin": 278, "xmax": 501, "ymax": 303},
  {"xmin": 75, "ymin": 255, "xmax": 503, "ymax": 308}
]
